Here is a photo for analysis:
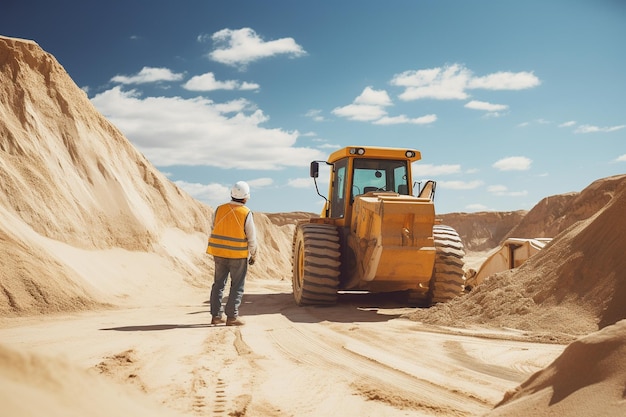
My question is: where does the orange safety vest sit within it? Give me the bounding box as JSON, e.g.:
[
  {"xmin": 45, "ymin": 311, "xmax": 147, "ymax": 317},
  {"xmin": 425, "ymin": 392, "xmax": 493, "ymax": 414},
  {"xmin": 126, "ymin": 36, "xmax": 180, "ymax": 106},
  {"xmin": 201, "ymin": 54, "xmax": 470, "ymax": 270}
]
[{"xmin": 206, "ymin": 203, "xmax": 251, "ymax": 259}]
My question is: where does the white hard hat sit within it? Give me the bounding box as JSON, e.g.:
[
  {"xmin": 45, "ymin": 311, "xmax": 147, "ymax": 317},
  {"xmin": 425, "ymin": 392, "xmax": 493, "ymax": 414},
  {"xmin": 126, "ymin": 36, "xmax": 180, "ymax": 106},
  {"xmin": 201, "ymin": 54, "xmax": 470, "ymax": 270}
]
[{"xmin": 231, "ymin": 181, "xmax": 250, "ymax": 200}]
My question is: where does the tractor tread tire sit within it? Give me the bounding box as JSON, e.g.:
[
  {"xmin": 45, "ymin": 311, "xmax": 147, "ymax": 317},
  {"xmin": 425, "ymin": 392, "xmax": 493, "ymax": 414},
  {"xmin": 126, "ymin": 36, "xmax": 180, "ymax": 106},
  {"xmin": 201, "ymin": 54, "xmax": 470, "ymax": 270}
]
[
  {"xmin": 429, "ymin": 224, "xmax": 466, "ymax": 304},
  {"xmin": 292, "ymin": 223, "xmax": 341, "ymax": 306}
]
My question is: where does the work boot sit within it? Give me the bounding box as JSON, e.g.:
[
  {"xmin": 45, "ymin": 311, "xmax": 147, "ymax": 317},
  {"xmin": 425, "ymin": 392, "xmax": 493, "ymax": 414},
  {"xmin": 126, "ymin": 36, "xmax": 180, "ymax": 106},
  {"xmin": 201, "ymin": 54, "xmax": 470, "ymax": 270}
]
[
  {"xmin": 226, "ymin": 317, "xmax": 245, "ymax": 326},
  {"xmin": 211, "ymin": 316, "xmax": 225, "ymax": 325}
]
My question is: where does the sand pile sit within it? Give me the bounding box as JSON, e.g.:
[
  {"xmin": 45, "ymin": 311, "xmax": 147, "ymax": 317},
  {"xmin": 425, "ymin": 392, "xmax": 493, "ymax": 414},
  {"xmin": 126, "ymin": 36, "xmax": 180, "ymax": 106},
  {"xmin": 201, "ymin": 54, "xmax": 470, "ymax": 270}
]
[
  {"xmin": 409, "ymin": 174, "xmax": 626, "ymax": 341},
  {"xmin": 0, "ymin": 35, "xmax": 209, "ymax": 315},
  {"xmin": 0, "ymin": 36, "xmax": 297, "ymax": 317},
  {"xmin": 488, "ymin": 319, "xmax": 626, "ymax": 417}
]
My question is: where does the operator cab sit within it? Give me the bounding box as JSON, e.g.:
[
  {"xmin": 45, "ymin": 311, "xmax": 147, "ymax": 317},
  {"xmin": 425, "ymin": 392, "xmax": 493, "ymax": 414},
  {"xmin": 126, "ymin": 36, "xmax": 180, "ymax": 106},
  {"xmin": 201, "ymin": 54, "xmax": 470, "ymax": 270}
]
[{"xmin": 310, "ymin": 146, "xmax": 421, "ymax": 224}]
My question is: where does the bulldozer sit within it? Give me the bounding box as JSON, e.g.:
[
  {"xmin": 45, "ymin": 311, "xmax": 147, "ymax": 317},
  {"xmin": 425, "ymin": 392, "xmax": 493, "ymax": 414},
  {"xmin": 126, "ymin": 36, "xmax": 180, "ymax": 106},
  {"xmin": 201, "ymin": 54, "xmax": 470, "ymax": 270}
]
[{"xmin": 291, "ymin": 146, "xmax": 466, "ymax": 306}]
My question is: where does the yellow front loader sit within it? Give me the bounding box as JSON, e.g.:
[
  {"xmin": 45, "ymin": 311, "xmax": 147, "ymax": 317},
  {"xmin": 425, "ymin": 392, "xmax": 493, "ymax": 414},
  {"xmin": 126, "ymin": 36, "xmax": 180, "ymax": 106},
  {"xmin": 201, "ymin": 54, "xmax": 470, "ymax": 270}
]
[{"xmin": 291, "ymin": 146, "xmax": 466, "ymax": 306}]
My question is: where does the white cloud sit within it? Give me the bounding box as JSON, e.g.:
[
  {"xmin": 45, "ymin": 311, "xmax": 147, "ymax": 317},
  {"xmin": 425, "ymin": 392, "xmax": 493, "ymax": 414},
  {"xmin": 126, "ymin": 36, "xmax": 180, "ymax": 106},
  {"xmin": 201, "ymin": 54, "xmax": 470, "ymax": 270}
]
[
  {"xmin": 207, "ymin": 28, "xmax": 306, "ymax": 68},
  {"xmin": 182, "ymin": 72, "xmax": 237, "ymax": 91},
  {"xmin": 616, "ymin": 154, "xmax": 626, "ymax": 162},
  {"xmin": 288, "ymin": 177, "xmax": 315, "ymax": 188},
  {"xmin": 175, "ymin": 177, "xmax": 271, "ymax": 207},
  {"xmin": 305, "ymin": 109, "xmax": 325, "ymax": 122},
  {"xmin": 487, "ymin": 185, "xmax": 507, "ymax": 193},
  {"xmin": 391, "ymin": 64, "xmax": 540, "ymax": 102},
  {"xmin": 493, "ymin": 156, "xmax": 532, "ymax": 171},
  {"xmin": 354, "ymin": 86, "xmax": 392, "ymax": 106},
  {"xmin": 464, "ymin": 100, "xmax": 508, "ymax": 113},
  {"xmin": 574, "ymin": 124, "xmax": 626, "ymax": 134},
  {"xmin": 392, "ymin": 64, "xmax": 471, "ymax": 100},
  {"xmin": 182, "ymin": 72, "xmax": 260, "ymax": 92},
  {"xmin": 111, "ymin": 67, "xmax": 184, "ymax": 84},
  {"xmin": 437, "ymin": 180, "xmax": 484, "ymax": 190},
  {"xmin": 465, "ymin": 203, "xmax": 489, "ymax": 211},
  {"xmin": 318, "ymin": 143, "xmax": 341, "ymax": 149},
  {"xmin": 411, "ymin": 163, "xmax": 461, "ymax": 176},
  {"xmin": 488, "ymin": 184, "xmax": 528, "ymax": 197},
  {"xmin": 559, "ymin": 120, "xmax": 577, "ymax": 128},
  {"xmin": 517, "ymin": 119, "xmax": 552, "ymax": 127},
  {"xmin": 468, "ymin": 71, "xmax": 540, "ymax": 90},
  {"xmin": 91, "ymin": 86, "xmax": 325, "ymax": 169},
  {"xmin": 332, "ymin": 103, "xmax": 388, "ymax": 121},
  {"xmin": 240, "ymin": 81, "xmax": 260, "ymax": 90},
  {"xmin": 174, "ymin": 180, "xmax": 230, "ymax": 208},
  {"xmin": 374, "ymin": 114, "xmax": 437, "ymax": 125},
  {"xmin": 332, "ymin": 87, "xmax": 391, "ymax": 121},
  {"xmin": 333, "ymin": 86, "xmax": 435, "ymax": 125}
]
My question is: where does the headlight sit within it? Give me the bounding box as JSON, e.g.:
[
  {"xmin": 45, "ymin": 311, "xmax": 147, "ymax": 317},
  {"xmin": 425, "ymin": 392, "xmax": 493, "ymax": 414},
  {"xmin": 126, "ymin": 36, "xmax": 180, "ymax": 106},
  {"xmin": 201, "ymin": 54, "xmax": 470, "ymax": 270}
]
[
  {"xmin": 405, "ymin": 150, "xmax": 416, "ymax": 158},
  {"xmin": 350, "ymin": 147, "xmax": 366, "ymax": 155}
]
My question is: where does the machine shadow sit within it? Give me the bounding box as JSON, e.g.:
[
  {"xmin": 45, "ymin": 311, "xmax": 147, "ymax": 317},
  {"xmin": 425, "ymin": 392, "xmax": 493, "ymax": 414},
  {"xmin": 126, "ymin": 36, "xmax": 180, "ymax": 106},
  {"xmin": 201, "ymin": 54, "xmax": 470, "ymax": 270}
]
[
  {"xmin": 237, "ymin": 290, "xmax": 416, "ymax": 324},
  {"xmin": 100, "ymin": 290, "xmax": 419, "ymax": 332}
]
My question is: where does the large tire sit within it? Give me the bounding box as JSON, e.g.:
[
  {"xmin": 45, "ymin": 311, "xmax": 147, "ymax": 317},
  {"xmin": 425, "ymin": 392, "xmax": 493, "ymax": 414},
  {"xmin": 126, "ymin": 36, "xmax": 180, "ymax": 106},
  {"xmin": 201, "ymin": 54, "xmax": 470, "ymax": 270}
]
[
  {"xmin": 291, "ymin": 223, "xmax": 341, "ymax": 306},
  {"xmin": 429, "ymin": 225, "xmax": 466, "ymax": 304}
]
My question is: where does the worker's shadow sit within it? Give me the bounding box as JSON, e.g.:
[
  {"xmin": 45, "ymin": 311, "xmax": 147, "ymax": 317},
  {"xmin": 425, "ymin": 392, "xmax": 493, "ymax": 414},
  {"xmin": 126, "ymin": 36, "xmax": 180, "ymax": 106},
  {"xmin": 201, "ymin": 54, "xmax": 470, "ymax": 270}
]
[{"xmin": 100, "ymin": 323, "xmax": 213, "ymax": 331}]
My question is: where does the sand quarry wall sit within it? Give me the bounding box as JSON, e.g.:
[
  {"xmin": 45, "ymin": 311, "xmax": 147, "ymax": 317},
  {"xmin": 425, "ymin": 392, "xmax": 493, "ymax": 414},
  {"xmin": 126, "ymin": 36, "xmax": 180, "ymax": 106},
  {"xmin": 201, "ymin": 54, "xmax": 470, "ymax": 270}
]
[
  {"xmin": 411, "ymin": 174, "xmax": 626, "ymax": 340},
  {"xmin": 0, "ymin": 36, "xmax": 306, "ymax": 316}
]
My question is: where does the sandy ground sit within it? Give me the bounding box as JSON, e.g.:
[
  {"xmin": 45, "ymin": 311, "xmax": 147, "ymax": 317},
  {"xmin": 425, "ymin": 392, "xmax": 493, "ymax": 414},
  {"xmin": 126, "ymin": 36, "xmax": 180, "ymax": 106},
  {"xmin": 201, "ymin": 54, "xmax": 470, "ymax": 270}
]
[{"xmin": 0, "ymin": 277, "xmax": 566, "ymax": 417}]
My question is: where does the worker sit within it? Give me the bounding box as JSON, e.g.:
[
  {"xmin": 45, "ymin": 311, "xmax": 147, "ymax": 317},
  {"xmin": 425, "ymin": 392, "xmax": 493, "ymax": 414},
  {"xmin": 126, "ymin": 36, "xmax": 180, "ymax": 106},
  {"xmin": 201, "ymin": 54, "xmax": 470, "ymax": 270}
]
[{"xmin": 206, "ymin": 181, "xmax": 257, "ymax": 326}]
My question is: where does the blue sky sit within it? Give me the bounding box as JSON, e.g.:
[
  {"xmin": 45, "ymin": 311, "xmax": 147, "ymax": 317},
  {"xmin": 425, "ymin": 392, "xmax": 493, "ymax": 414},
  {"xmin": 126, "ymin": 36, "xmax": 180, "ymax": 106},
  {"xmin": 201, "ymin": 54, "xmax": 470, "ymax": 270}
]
[{"xmin": 2, "ymin": 0, "xmax": 625, "ymax": 214}]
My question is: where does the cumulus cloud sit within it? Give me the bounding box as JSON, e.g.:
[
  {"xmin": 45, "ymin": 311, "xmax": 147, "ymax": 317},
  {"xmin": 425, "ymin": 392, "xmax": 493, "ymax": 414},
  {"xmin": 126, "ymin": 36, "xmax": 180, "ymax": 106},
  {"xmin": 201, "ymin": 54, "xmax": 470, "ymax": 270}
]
[
  {"xmin": 392, "ymin": 64, "xmax": 472, "ymax": 100},
  {"xmin": 334, "ymin": 63, "xmax": 539, "ymax": 123},
  {"xmin": 391, "ymin": 64, "xmax": 540, "ymax": 102},
  {"xmin": 559, "ymin": 120, "xmax": 577, "ymax": 128},
  {"xmin": 354, "ymin": 86, "xmax": 393, "ymax": 106},
  {"xmin": 91, "ymin": 86, "xmax": 325, "ymax": 169},
  {"xmin": 175, "ymin": 177, "xmax": 272, "ymax": 208},
  {"xmin": 574, "ymin": 124, "xmax": 626, "ymax": 134},
  {"xmin": 464, "ymin": 100, "xmax": 508, "ymax": 113},
  {"xmin": 332, "ymin": 103, "xmax": 388, "ymax": 121},
  {"xmin": 374, "ymin": 114, "xmax": 437, "ymax": 125},
  {"xmin": 288, "ymin": 177, "xmax": 315, "ymax": 188},
  {"xmin": 488, "ymin": 185, "xmax": 528, "ymax": 197},
  {"xmin": 436, "ymin": 180, "xmax": 484, "ymax": 190},
  {"xmin": 493, "ymin": 156, "xmax": 532, "ymax": 171},
  {"xmin": 411, "ymin": 163, "xmax": 462, "ymax": 176},
  {"xmin": 111, "ymin": 67, "xmax": 184, "ymax": 84},
  {"xmin": 465, "ymin": 203, "xmax": 489, "ymax": 211},
  {"xmin": 305, "ymin": 109, "xmax": 325, "ymax": 122},
  {"xmin": 468, "ymin": 71, "xmax": 540, "ymax": 90},
  {"xmin": 182, "ymin": 72, "xmax": 259, "ymax": 92},
  {"xmin": 174, "ymin": 180, "xmax": 230, "ymax": 207},
  {"xmin": 205, "ymin": 28, "xmax": 306, "ymax": 68},
  {"xmin": 616, "ymin": 154, "xmax": 626, "ymax": 162},
  {"xmin": 332, "ymin": 86, "xmax": 436, "ymax": 125}
]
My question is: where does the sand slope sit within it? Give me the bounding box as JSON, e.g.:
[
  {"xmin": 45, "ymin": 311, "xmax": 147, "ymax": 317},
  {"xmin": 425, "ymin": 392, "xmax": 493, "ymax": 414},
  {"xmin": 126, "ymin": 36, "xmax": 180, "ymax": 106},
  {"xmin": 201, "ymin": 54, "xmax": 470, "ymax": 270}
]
[{"xmin": 409, "ymin": 174, "xmax": 626, "ymax": 340}]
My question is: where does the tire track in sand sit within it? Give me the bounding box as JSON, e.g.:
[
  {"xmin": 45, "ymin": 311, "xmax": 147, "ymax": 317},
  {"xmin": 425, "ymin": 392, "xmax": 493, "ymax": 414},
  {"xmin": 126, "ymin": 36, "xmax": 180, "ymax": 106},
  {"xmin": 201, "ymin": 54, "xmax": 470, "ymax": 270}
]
[{"xmin": 266, "ymin": 321, "xmax": 488, "ymax": 416}]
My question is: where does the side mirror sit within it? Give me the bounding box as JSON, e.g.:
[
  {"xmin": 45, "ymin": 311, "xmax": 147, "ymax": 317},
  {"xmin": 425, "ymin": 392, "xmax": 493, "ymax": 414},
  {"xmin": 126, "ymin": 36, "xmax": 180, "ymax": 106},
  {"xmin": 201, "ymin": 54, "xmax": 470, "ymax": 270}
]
[{"xmin": 310, "ymin": 161, "xmax": 319, "ymax": 178}]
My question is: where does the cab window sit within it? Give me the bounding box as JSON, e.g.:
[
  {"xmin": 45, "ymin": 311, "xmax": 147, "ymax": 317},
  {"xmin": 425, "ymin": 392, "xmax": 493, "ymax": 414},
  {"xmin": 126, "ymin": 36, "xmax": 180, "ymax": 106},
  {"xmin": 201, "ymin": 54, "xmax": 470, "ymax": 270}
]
[
  {"xmin": 352, "ymin": 158, "xmax": 409, "ymax": 197},
  {"xmin": 330, "ymin": 158, "xmax": 347, "ymax": 218}
]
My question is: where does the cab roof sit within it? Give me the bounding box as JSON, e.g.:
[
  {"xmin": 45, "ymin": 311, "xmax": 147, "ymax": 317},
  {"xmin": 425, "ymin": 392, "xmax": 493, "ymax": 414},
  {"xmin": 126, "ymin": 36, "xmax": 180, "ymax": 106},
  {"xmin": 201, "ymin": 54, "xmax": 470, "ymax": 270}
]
[{"xmin": 327, "ymin": 146, "xmax": 422, "ymax": 164}]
